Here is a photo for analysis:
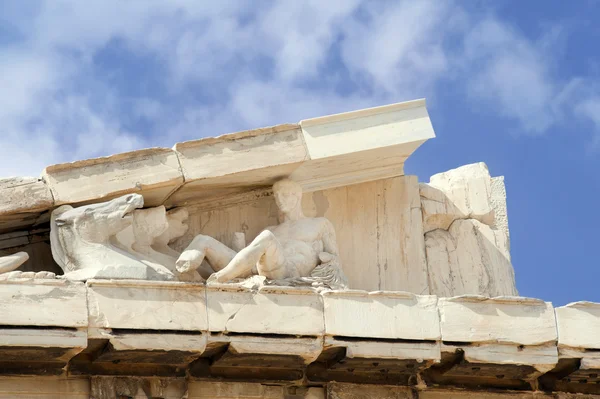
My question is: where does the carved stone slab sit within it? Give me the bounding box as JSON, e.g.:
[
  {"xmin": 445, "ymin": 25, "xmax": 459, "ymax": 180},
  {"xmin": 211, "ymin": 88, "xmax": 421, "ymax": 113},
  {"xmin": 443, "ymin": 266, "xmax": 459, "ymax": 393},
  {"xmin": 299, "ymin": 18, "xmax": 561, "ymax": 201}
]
[
  {"xmin": 170, "ymin": 125, "xmax": 307, "ymax": 206},
  {"xmin": 555, "ymin": 301, "xmax": 600, "ymax": 350},
  {"xmin": 0, "ymin": 177, "xmax": 53, "ymax": 216},
  {"xmin": 325, "ymin": 336, "xmax": 441, "ymax": 362},
  {"xmin": 322, "ymin": 290, "xmax": 440, "ymax": 340},
  {"xmin": 86, "ymin": 280, "xmax": 207, "ymax": 331},
  {"xmin": 206, "ymin": 285, "xmax": 324, "ymax": 336},
  {"xmin": 42, "ymin": 148, "xmax": 183, "ymax": 207},
  {"xmin": 0, "ymin": 177, "xmax": 54, "ymax": 234},
  {"xmin": 439, "ymin": 296, "xmax": 557, "ymax": 346},
  {"xmin": 0, "ymin": 280, "xmax": 87, "ymax": 327}
]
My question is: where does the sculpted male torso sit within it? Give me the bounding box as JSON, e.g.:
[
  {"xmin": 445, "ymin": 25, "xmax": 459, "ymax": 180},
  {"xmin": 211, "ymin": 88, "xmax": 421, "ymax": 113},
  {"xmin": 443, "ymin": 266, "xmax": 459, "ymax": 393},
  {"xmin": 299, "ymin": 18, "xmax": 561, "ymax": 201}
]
[{"xmin": 176, "ymin": 179, "xmax": 339, "ymax": 283}]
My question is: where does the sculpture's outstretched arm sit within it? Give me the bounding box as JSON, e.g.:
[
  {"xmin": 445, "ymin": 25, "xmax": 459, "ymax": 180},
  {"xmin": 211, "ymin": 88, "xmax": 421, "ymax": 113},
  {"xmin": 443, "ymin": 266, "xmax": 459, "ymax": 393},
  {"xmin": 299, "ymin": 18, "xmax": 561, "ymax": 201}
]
[
  {"xmin": 176, "ymin": 235, "xmax": 237, "ymax": 274},
  {"xmin": 0, "ymin": 252, "xmax": 29, "ymax": 274}
]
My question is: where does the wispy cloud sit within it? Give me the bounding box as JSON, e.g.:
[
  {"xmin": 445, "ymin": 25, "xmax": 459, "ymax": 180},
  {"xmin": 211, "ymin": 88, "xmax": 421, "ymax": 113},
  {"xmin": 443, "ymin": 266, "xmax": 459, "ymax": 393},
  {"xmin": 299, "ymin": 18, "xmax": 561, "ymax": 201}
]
[{"xmin": 0, "ymin": 1, "xmax": 598, "ymax": 177}]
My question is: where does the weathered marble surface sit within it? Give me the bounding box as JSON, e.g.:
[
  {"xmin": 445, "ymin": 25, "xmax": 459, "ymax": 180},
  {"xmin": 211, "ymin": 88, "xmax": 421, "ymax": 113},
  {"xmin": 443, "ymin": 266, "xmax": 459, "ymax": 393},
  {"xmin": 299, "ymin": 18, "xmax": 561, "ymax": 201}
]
[
  {"xmin": 421, "ymin": 163, "xmax": 517, "ymax": 297},
  {"xmin": 0, "ymin": 177, "xmax": 54, "ymax": 234},
  {"xmin": 206, "ymin": 285, "xmax": 324, "ymax": 335},
  {"xmin": 555, "ymin": 301, "xmax": 600, "ymax": 349},
  {"xmin": 177, "ymin": 179, "xmax": 347, "ymax": 289},
  {"xmin": 0, "ymin": 279, "xmax": 597, "ymax": 395},
  {"xmin": 438, "ymin": 296, "xmax": 556, "ymax": 346},
  {"xmin": 86, "ymin": 280, "xmax": 207, "ymax": 331},
  {"xmin": 0, "ymin": 280, "xmax": 87, "ymax": 327},
  {"xmin": 170, "ymin": 124, "xmax": 307, "ymax": 206},
  {"xmin": 42, "ymin": 148, "xmax": 184, "ymax": 208},
  {"xmin": 50, "ymin": 193, "xmax": 195, "ymax": 281},
  {"xmin": 175, "ymin": 175, "xmax": 427, "ymax": 292},
  {"xmin": 0, "ymin": 177, "xmax": 54, "ymax": 216},
  {"xmin": 323, "ymin": 290, "xmax": 439, "ymax": 340}
]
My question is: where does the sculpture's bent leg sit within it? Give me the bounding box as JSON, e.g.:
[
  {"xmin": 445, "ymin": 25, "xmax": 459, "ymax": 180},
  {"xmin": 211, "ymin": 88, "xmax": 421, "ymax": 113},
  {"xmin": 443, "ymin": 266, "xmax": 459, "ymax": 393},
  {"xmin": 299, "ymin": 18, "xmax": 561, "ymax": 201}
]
[
  {"xmin": 0, "ymin": 252, "xmax": 29, "ymax": 274},
  {"xmin": 208, "ymin": 230, "xmax": 287, "ymax": 283},
  {"xmin": 176, "ymin": 235, "xmax": 236, "ymax": 274}
]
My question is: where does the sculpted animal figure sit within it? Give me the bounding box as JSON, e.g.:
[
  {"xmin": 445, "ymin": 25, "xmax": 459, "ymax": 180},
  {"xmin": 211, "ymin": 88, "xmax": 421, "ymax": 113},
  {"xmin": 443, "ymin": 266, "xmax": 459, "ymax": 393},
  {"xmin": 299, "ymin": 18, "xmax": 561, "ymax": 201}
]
[
  {"xmin": 50, "ymin": 194, "xmax": 176, "ymax": 281},
  {"xmin": 176, "ymin": 179, "xmax": 346, "ymax": 285}
]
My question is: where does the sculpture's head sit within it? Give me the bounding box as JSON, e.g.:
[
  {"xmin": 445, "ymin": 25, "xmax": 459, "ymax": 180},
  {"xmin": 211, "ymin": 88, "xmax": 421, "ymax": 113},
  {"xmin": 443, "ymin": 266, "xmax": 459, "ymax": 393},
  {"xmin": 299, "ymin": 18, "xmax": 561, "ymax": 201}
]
[
  {"xmin": 273, "ymin": 179, "xmax": 302, "ymax": 214},
  {"xmin": 165, "ymin": 208, "xmax": 189, "ymax": 241},
  {"xmin": 53, "ymin": 194, "xmax": 144, "ymax": 242},
  {"xmin": 132, "ymin": 205, "xmax": 169, "ymax": 244}
]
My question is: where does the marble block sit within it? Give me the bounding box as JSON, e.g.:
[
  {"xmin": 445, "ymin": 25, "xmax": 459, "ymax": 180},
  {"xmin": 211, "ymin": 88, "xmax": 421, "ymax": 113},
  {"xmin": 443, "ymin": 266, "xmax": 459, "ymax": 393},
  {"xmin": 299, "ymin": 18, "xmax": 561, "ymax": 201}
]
[
  {"xmin": 170, "ymin": 125, "xmax": 306, "ymax": 206},
  {"xmin": 426, "ymin": 162, "xmax": 495, "ymax": 228},
  {"xmin": 86, "ymin": 280, "xmax": 207, "ymax": 331},
  {"xmin": 0, "ymin": 280, "xmax": 87, "ymax": 327},
  {"xmin": 215, "ymin": 335, "xmax": 324, "ymax": 364},
  {"xmin": 447, "ymin": 343, "xmax": 558, "ymax": 373},
  {"xmin": 439, "ymin": 296, "xmax": 557, "ymax": 346},
  {"xmin": 0, "ymin": 177, "xmax": 53, "ymax": 216},
  {"xmin": 425, "ymin": 219, "xmax": 516, "ymax": 298},
  {"xmin": 0, "ymin": 328, "xmax": 87, "ymax": 350},
  {"xmin": 325, "ymin": 336, "xmax": 440, "ymax": 362},
  {"xmin": 43, "ymin": 148, "xmax": 183, "ymax": 207},
  {"xmin": 206, "ymin": 285, "xmax": 324, "ymax": 336},
  {"xmin": 322, "ymin": 290, "xmax": 440, "ymax": 340},
  {"xmin": 555, "ymin": 301, "xmax": 600, "ymax": 349}
]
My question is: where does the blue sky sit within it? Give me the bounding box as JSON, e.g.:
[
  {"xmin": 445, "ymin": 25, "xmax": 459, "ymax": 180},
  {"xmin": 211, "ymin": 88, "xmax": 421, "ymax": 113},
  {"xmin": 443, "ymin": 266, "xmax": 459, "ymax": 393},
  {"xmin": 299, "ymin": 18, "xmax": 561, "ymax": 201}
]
[{"xmin": 1, "ymin": 1, "xmax": 598, "ymax": 305}]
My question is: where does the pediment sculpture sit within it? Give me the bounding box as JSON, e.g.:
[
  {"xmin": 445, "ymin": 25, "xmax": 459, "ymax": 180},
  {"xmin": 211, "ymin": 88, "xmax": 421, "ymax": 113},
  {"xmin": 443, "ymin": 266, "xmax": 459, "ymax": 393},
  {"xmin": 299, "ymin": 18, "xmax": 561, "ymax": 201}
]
[
  {"xmin": 50, "ymin": 194, "xmax": 192, "ymax": 281},
  {"xmin": 48, "ymin": 179, "xmax": 348, "ymax": 289},
  {"xmin": 177, "ymin": 179, "xmax": 348, "ymax": 289}
]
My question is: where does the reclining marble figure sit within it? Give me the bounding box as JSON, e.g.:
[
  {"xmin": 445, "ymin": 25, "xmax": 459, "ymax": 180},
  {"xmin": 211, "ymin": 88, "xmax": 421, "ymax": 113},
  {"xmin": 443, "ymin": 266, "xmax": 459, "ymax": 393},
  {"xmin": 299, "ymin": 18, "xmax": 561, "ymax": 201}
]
[
  {"xmin": 176, "ymin": 179, "xmax": 347, "ymax": 286},
  {"xmin": 0, "ymin": 252, "xmax": 29, "ymax": 274},
  {"xmin": 50, "ymin": 194, "xmax": 179, "ymax": 281}
]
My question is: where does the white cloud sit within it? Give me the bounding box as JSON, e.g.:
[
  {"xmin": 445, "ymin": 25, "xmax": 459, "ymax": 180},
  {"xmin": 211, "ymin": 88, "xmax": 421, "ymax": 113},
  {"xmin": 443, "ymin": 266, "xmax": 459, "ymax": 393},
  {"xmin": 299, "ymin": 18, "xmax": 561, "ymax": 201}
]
[
  {"xmin": 463, "ymin": 19, "xmax": 564, "ymax": 134},
  {"xmin": 0, "ymin": 1, "xmax": 598, "ymax": 178},
  {"xmin": 340, "ymin": 1, "xmax": 460, "ymax": 96}
]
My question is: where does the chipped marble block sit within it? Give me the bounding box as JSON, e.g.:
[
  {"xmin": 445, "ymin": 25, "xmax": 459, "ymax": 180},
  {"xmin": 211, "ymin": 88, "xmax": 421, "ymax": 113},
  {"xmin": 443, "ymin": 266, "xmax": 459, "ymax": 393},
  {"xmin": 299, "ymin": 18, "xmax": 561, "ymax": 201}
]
[
  {"xmin": 555, "ymin": 301, "xmax": 600, "ymax": 350},
  {"xmin": 0, "ymin": 328, "xmax": 87, "ymax": 364},
  {"xmin": 90, "ymin": 331, "xmax": 208, "ymax": 368},
  {"xmin": 107, "ymin": 332, "xmax": 207, "ymax": 353},
  {"xmin": 324, "ymin": 336, "xmax": 440, "ymax": 364},
  {"xmin": 206, "ymin": 284, "xmax": 324, "ymax": 336},
  {"xmin": 86, "ymin": 280, "xmax": 207, "ymax": 331},
  {"xmin": 439, "ymin": 296, "xmax": 558, "ymax": 373},
  {"xmin": 209, "ymin": 334, "xmax": 324, "ymax": 365},
  {"xmin": 421, "ymin": 163, "xmax": 517, "ymax": 297},
  {"xmin": 322, "ymin": 290, "xmax": 440, "ymax": 341},
  {"xmin": 0, "ymin": 177, "xmax": 54, "ymax": 234},
  {"xmin": 425, "ymin": 219, "xmax": 516, "ymax": 298},
  {"xmin": 439, "ymin": 296, "xmax": 557, "ymax": 346},
  {"xmin": 42, "ymin": 147, "xmax": 184, "ymax": 208},
  {"xmin": 444, "ymin": 342, "xmax": 559, "ymax": 374},
  {"xmin": 422, "ymin": 162, "xmax": 495, "ymax": 231},
  {"xmin": 0, "ymin": 279, "xmax": 87, "ymax": 328},
  {"xmin": 50, "ymin": 193, "xmax": 195, "ymax": 281}
]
